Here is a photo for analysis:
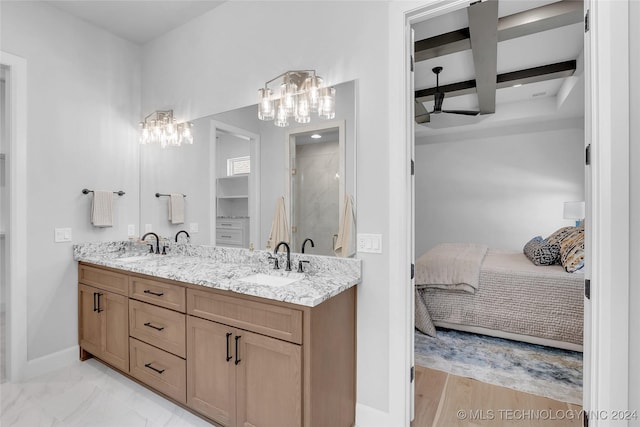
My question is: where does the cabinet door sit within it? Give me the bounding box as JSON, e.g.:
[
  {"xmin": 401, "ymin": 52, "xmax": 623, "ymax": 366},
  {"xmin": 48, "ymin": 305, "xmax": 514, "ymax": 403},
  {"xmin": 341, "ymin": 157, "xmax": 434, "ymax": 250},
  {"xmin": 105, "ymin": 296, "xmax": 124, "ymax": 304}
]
[
  {"xmin": 101, "ymin": 290, "xmax": 129, "ymax": 372},
  {"xmin": 187, "ymin": 316, "xmax": 236, "ymax": 426},
  {"xmin": 78, "ymin": 284, "xmax": 102, "ymax": 357},
  {"xmin": 236, "ymin": 330, "xmax": 302, "ymax": 427}
]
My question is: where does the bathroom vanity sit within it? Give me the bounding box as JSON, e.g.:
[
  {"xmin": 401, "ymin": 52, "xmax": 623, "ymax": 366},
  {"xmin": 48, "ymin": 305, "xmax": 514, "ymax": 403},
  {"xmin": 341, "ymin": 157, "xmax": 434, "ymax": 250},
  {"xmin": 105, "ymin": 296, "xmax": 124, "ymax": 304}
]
[{"xmin": 75, "ymin": 243, "xmax": 360, "ymax": 427}]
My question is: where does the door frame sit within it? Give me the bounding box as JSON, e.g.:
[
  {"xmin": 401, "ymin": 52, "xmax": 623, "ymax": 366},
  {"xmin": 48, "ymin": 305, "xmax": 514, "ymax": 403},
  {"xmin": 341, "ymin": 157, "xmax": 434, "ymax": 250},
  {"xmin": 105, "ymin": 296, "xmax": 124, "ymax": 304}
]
[
  {"xmin": 0, "ymin": 51, "xmax": 28, "ymax": 381},
  {"xmin": 388, "ymin": 0, "xmax": 630, "ymax": 425}
]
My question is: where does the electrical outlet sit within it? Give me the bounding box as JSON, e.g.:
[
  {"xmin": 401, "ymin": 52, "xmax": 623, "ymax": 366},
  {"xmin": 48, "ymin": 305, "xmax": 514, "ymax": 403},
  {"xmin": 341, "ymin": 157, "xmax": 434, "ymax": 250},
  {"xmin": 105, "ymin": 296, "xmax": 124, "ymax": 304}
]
[
  {"xmin": 189, "ymin": 222, "xmax": 199, "ymax": 233},
  {"xmin": 357, "ymin": 233, "xmax": 382, "ymax": 254},
  {"xmin": 127, "ymin": 224, "xmax": 136, "ymax": 237}
]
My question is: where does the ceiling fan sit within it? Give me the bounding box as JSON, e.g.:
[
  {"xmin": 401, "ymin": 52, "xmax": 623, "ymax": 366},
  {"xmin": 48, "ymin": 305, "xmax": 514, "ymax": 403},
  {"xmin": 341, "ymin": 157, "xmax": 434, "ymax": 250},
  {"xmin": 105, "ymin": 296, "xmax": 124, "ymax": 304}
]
[{"xmin": 415, "ymin": 66, "xmax": 480, "ymax": 124}]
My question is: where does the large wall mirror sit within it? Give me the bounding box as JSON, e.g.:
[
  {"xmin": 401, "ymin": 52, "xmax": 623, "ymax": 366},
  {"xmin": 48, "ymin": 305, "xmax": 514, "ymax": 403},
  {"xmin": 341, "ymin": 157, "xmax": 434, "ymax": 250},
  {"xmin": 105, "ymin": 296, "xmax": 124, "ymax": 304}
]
[{"xmin": 139, "ymin": 79, "xmax": 357, "ymax": 256}]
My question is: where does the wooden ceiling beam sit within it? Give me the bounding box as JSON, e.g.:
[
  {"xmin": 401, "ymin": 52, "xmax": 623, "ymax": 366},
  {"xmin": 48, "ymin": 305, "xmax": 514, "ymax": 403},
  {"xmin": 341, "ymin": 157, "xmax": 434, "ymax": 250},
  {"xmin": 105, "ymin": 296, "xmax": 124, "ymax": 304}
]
[
  {"xmin": 414, "ymin": 0, "xmax": 584, "ymax": 62},
  {"xmin": 415, "ymin": 60, "xmax": 577, "ymax": 102},
  {"xmin": 467, "ymin": 0, "xmax": 499, "ymax": 114}
]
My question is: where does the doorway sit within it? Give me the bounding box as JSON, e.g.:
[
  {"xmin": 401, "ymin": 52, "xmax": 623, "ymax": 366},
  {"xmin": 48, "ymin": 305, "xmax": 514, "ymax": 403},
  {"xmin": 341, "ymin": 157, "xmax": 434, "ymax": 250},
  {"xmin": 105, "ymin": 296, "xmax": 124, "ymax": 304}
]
[
  {"xmin": 407, "ymin": 2, "xmax": 588, "ymax": 422},
  {"xmin": 285, "ymin": 120, "xmax": 345, "ymax": 256}
]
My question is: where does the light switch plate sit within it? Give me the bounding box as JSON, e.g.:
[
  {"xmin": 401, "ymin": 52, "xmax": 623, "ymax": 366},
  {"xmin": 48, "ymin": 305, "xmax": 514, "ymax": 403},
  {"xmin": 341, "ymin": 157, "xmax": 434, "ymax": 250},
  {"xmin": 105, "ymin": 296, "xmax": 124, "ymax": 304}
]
[
  {"xmin": 54, "ymin": 227, "xmax": 72, "ymax": 243},
  {"xmin": 357, "ymin": 233, "xmax": 382, "ymax": 254},
  {"xmin": 127, "ymin": 224, "xmax": 136, "ymax": 237}
]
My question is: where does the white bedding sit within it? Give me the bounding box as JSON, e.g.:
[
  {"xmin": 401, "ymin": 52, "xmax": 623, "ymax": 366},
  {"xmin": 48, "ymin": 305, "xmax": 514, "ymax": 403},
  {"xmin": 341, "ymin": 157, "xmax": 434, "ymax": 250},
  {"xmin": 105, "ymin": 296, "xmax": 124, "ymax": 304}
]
[{"xmin": 414, "ymin": 243, "xmax": 488, "ymax": 294}]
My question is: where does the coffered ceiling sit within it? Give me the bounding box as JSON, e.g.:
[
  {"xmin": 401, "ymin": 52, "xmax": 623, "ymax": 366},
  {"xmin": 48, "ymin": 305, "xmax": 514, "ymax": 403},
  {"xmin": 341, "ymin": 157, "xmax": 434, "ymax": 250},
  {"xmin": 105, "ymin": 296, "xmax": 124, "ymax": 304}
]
[{"xmin": 413, "ymin": 0, "xmax": 585, "ymax": 138}]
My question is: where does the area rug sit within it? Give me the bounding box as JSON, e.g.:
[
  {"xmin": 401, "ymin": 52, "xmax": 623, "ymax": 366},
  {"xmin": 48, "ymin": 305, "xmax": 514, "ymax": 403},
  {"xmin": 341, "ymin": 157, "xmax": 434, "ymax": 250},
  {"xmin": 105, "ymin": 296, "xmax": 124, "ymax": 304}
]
[{"xmin": 414, "ymin": 328, "xmax": 582, "ymax": 405}]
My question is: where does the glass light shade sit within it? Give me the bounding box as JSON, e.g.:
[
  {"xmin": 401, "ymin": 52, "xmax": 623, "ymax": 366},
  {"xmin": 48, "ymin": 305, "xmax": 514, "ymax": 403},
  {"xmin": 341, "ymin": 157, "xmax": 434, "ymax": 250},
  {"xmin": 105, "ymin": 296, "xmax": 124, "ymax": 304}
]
[
  {"xmin": 318, "ymin": 86, "xmax": 336, "ymax": 120},
  {"xmin": 258, "ymin": 88, "xmax": 274, "ymax": 120},
  {"xmin": 181, "ymin": 123, "xmax": 194, "ymax": 144},
  {"xmin": 281, "ymin": 81, "xmax": 297, "ymax": 117},
  {"xmin": 295, "ymin": 94, "xmax": 311, "ymax": 124},
  {"xmin": 139, "ymin": 123, "xmax": 150, "ymax": 144},
  {"xmin": 305, "ymin": 76, "xmax": 323, "ymax": 112},
  {"xmin": 275, "ymin": 101, "xmax": 289, "ymax": 127}
]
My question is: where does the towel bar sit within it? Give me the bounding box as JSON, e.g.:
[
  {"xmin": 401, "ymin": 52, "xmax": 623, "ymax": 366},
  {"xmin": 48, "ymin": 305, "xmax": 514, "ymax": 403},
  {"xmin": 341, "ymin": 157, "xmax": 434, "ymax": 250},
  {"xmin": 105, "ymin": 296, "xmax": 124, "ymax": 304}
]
[
  {"xmin": 82, "ymin": 188, "xmax": 125, "ymax": 196},
  {"xmin": 155, "ymin": 193, "xmax": 187, "ymax": 198}
]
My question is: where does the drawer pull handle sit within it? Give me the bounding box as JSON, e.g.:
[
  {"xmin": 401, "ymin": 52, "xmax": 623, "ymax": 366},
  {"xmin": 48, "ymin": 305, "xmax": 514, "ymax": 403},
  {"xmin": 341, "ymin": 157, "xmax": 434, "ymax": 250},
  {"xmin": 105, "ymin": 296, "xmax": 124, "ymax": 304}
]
[
  {"xmin": 220, "ymin": 223, "xmax": 232, "ymax": 226},
  {"xmin": 143, "ymin": 289, "xmax": 164, "ymax": 297},
  {"xmin": 96, "ymin": 293, "xmax": 103, "ymax": 313},
  {"xmin": 226, "ymin": 332, "xmax": 233, "ymax": 362},
  {"xmin": 234, "ymin": 335, "xmax": 241, "ymax": 365},
  {"xmin": 144, "ymin": 322, "xmax": 165, "ymax": 331},
  {"xmin": 144, "ymin": 363, "xmax": 165, "ymax": 374},
  {"xmin": 220, "ymin": 235, "xmax": 232, "ymax": 239}
]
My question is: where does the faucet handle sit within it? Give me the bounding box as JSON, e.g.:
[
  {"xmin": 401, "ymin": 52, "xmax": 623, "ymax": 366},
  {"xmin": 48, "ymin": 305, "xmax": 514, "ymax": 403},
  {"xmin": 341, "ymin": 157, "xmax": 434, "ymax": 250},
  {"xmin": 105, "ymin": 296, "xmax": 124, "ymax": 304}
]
[
  {"xmin": 147, "ymin": 244, "xmax": 154, "ymax": 253},
  {"xmin": 267, "ymin": 254, "xmax": 279, "ymax": 269},
  {"xmin": 297, "ymin": 260, "xmax": 310, "ymax": 273}
]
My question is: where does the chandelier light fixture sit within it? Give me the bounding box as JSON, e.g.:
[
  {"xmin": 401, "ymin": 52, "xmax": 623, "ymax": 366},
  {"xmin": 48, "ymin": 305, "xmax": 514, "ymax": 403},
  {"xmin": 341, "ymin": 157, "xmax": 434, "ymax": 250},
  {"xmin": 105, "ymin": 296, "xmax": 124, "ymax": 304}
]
[
  {"xmin": 258, "ymin": 70, "xmax": 336, "ymax": 127},
  {"xmin": 139, "ymin": 110, "xmax": 194, "ymax": 147}
]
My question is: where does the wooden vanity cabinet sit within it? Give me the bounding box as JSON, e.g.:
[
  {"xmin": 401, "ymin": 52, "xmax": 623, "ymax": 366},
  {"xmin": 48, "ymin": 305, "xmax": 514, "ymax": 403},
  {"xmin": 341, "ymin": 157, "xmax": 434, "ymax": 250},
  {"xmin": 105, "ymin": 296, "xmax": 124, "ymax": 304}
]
[
  {"xmin": 78, "ymin": 262, "xmax": 356, "ymax": 427},
  {"xmin": 186, "ymin": 297, "xmax": 302, "ymax": 427},
  {"xmin": 78, "ymin": 265, "xmax": 129, "ymax": 373}
]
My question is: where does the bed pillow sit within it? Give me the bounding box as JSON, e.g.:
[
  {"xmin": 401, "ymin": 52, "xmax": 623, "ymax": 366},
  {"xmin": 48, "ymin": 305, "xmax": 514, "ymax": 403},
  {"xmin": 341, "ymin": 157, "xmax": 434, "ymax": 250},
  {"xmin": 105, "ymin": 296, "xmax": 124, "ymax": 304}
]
[
  {"xmin": 523, "ymin": 236, "xmax": 561, "ymax": 266},
  {"xmin": 545, "ymin": 226, "xmax": 578, "ymax": 263},
  {"xmin": 560, "ymin": 226, "xmax": 585, "ymax": 273}
]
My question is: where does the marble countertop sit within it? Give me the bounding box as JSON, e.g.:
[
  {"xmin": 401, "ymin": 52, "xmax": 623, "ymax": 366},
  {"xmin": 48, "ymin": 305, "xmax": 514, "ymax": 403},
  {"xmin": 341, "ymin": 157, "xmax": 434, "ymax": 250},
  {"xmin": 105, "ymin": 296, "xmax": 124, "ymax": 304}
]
[{"xmin": 74, "ymin": 243, "xmax": 361, "ymax": 307}]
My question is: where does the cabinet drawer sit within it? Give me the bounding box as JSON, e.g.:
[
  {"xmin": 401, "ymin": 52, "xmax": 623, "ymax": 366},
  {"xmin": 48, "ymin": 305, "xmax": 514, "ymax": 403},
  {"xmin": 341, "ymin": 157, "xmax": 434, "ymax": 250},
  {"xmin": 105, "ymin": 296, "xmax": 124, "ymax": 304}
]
[
  {"xmin": 187, "ymin": 289, "xmax": 302, "ymax": 344},
  {"xmin": 129, "ymin": 300, "xmax": 186, "ymax": 358},
  {"xmin": 129, "ymin": 276, "xmax": 186, "ymax": 312},
  {"xmin": 216, "ymin": 218, "xmax": 246, "ymax": 229},
  {"xmin": 79, "ymin": 264, "xmax": 128, "ymax": 296},
  {"xmin": 215, "ymin": 228, "xmax": 244, "ymax": 246},
  {"xmin": 129, "ymin": 338, "xmax": 186, "ymax": 404}
]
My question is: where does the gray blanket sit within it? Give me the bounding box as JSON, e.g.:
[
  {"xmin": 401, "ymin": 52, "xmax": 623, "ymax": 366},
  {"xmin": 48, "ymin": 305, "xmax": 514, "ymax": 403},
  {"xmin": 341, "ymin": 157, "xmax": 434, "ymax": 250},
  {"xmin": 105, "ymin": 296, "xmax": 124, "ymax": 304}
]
[{"xmin": 415, "ymin": 243, "xmax": 488, "ymax": 294}]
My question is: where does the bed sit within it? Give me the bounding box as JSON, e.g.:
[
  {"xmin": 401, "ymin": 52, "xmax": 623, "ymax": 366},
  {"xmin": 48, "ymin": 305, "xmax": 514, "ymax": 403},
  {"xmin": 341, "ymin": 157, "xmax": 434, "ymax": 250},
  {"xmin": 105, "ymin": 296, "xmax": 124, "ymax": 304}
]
[{"xmin": 415, "ymin": 234, "xmax": 585, "ymax": 352}]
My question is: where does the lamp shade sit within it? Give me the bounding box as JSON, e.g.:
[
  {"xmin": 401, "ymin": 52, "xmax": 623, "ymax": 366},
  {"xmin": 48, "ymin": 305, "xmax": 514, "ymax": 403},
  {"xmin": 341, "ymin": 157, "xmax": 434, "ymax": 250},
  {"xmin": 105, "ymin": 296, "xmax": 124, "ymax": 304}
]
[{"xmin": 563, "ymin": 201, "xmax": 585, "ymax": 220}]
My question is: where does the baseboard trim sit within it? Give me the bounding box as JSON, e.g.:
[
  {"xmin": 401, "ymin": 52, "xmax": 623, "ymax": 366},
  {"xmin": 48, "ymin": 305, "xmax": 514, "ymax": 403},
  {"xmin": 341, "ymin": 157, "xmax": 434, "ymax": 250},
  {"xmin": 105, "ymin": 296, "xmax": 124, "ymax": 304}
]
[
  {"xmin": 356, "ymin": 403, "xmax": 394, "ymax": 427},
  {"xmin": 25, "ymin": 345, "xmax": 79, "ymax": 380}
]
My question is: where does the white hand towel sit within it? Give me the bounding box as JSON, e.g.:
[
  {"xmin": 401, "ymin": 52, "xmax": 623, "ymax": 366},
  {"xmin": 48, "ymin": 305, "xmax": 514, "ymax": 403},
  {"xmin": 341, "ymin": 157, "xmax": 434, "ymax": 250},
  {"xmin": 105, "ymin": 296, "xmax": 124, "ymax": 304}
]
[
  {"xmin": 91, "ymin": 191, "xmax": 113, "ymax": 227},
  {"xmin": 266, "ymin": 196, "xmax": 289, "ymax": 249},
  {"xmin": 168, "ymin": 193, "xmax": 185, "ymax": 224},
  {"xmin": 334, "ymin": 194, "xmax": 356, "ymax": 257}
]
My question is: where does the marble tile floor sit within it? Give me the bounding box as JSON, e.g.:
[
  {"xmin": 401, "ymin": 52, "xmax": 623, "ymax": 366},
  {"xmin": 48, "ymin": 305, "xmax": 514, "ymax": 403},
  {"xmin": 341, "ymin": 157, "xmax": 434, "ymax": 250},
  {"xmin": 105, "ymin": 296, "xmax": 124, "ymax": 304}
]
[{"xmin": 1, "ymin": 358, "xmax": 216, "ymax": 427}]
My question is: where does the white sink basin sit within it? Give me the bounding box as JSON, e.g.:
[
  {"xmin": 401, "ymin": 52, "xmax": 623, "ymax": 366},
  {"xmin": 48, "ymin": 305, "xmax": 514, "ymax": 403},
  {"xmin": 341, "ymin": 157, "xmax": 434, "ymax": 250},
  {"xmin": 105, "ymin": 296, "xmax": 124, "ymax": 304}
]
[{"xmin": 238, "ymin": 273, "xmax": 304, "ymax": 287}]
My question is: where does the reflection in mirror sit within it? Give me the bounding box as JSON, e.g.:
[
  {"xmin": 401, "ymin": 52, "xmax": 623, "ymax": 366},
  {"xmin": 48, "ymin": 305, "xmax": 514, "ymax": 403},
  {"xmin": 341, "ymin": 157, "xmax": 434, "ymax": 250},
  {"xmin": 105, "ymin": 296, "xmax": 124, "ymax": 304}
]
[
  {"xmin": 287, "ymin": 123, "xmax": 344, "ymax": 256},
  {"xmin": 139, "ymin": 80, "xmax": 356, "ymax": 256}
]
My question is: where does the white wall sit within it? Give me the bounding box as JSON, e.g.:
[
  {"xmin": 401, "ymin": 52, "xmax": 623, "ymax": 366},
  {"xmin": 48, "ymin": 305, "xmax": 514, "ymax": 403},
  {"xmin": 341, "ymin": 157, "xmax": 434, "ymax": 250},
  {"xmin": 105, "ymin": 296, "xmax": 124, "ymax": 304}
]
[
  {"xmin": 629, "ymin": 0, "xmax": 639, "ymax": 423},
  {"xmin": 0, "ymin": 2, "xmax": 140, "ymax": 361},
  {"xmin": 142, "ymin": 1, "xmax": 391, "ymax": 415},
  {"xmin": 414, "ymin": 122, "xmax": 585, "ymax": 256}
]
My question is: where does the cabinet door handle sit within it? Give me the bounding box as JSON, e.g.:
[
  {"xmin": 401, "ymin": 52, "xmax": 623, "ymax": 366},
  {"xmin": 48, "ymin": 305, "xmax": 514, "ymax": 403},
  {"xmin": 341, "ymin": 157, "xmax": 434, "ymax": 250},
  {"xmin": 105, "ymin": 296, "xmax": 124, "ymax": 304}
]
[
  {"xmin": 144, "ymin": 322, "xmax": 165, "ymax": 331},
  {"xmin": 144, "ymin": 363, "xmax": 165, "ymax": 374},
  {"xmin": 143, "ymin": 289, "xmax": 164, "ymax": 297},
  {"xmin": 234, "ymin": 335, "xmax": 241, "ymax": 365},
  {"xmin": 93, "ymin": 292, "xmax": 98, "ymax": 312},
  {"xmin": 96, "ymin": 293, "xmax": 104, "ymax": 313},
  {"xmin": 226, "ymin": 332, "xmax": 233, "ymax": 362}
]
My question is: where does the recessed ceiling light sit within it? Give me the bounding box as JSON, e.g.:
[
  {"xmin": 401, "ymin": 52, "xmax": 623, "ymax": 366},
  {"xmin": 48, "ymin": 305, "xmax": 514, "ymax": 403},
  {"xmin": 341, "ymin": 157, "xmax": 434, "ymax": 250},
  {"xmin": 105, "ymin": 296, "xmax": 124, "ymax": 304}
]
[
  {"xmin": 512, "ymin": 84, "xmax": 523, "ymax": 88},
  {"xmin": 311, "ymin": 134, "xmax": 322, "ymax": 139}
]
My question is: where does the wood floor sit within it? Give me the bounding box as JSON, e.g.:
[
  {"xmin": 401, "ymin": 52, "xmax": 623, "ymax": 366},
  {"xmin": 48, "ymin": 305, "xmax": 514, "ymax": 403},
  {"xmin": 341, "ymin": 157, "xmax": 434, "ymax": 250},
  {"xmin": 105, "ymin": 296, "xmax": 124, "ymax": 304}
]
[{"xmin": 412, "ymin": 366, "xmax": 583, "ymax": 427}]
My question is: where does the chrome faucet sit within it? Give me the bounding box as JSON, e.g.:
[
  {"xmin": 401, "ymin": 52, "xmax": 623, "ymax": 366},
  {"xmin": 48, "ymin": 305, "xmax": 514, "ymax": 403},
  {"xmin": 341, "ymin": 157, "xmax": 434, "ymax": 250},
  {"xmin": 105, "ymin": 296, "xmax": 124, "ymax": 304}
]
[
  {"xmin": 175, "ymin": 230, "xmax": 190, "ymax": 243},
  {"xmin": 274, "ymin": 241, "xmax": 292, "ymax": 271},
  {"xmin": 142, "ymin": 232, "xmax": 160, "ymax": 254},
  {"xmin": 301, "ymin": 238, "xmax": 315, "ymax": 253}
]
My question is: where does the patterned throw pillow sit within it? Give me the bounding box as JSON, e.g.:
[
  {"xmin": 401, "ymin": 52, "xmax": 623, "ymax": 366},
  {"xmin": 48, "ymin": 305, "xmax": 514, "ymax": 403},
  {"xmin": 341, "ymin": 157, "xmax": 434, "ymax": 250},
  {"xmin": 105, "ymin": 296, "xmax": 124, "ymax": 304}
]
[
  {"xmin": 523, "ymin": 236, "xmax": 561, "ymax": 266},
  {"xmin": 560, "ymin": 226, "xmax": 585, "ymax": 273},
  {"xmin": 545, "ymin": 226, "xmax": 579, "ymax": 263}
]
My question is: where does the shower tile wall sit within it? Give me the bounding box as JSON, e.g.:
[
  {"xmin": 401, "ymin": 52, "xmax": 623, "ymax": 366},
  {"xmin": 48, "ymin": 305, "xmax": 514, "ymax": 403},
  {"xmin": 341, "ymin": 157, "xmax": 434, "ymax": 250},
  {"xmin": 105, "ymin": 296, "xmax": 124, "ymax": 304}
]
[{"xmin": 294, "ymin": 141, "xmax": 339, "ymax": 256}]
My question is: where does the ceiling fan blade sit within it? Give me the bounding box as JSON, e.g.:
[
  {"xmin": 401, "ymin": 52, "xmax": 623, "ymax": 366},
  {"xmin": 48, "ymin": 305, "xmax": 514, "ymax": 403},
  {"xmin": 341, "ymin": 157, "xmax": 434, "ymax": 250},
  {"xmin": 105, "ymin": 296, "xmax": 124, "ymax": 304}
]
[
  {"xmin": 414, "ymin": 99, "xmax": 431, "ymax": 123},
  {"xmin": 441, "ymin": 109, "xmax": 480, "ymax": 116}
]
